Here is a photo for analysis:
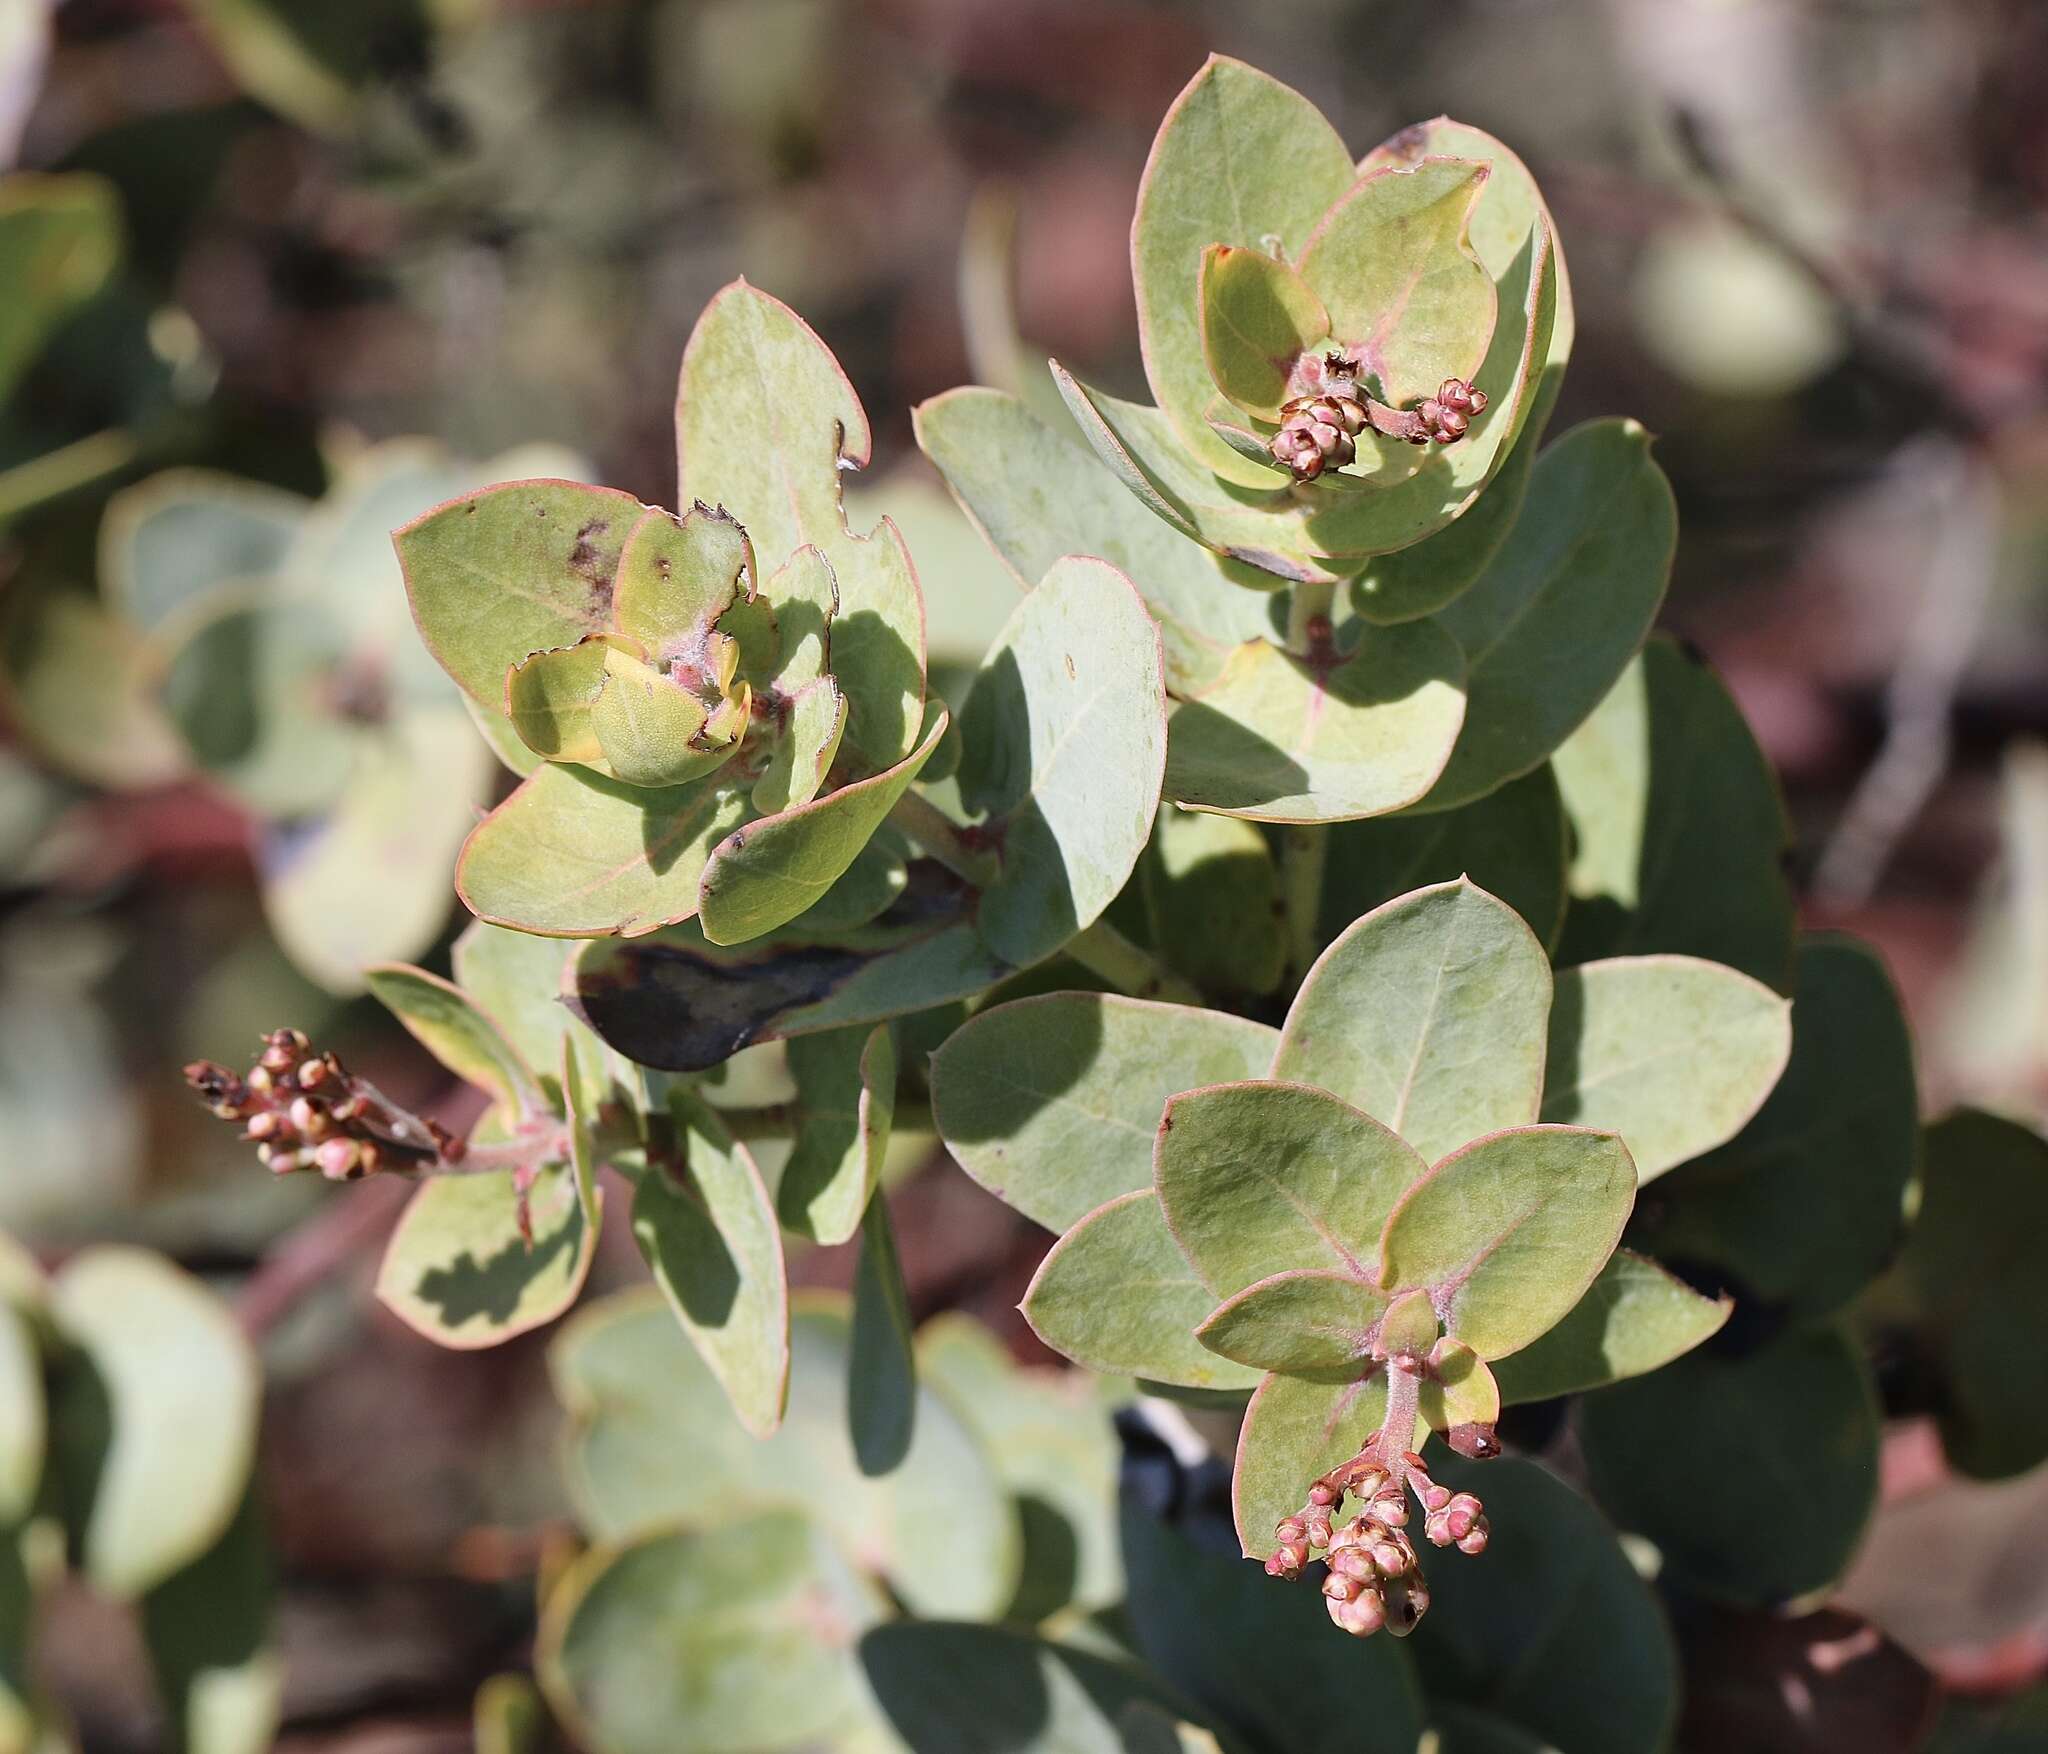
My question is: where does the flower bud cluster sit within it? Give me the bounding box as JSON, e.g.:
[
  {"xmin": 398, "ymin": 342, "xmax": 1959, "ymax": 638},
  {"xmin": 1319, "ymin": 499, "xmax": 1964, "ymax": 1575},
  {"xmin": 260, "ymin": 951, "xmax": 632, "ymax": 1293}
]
[
  {"xmin": 185, "ymin": 1029, "xmax": 457, "ymax": 1183},
  {"xmin": 1268, "ymin": 377, "xmax": 1489, "ymax": 481},
  {"xmin": 1264, "ymin": 1435, "xmax": 1491, "ymax": 1640}
]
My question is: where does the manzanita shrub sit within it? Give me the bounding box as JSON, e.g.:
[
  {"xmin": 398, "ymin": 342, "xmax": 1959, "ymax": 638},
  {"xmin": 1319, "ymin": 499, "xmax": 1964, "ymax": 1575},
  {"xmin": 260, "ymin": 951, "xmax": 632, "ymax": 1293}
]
[{"xmin": 171, "ymin": 55, "xmax": 2048, "ymax": 1754}]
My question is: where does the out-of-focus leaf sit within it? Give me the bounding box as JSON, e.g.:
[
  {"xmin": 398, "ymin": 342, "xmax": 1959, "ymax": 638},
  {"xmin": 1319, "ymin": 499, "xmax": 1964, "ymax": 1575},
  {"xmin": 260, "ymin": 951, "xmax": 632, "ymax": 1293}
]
[
  {"xmin": 538, "ymin": 1515, "xmax": 887, "ymax": 1754},
  {"xmin": 0, "ymin": 1302, "xmax": 40, "ymax": 1525},
  {"xmin": 553, "ymin": 1290, "xmax": 1019, "ymax": 1619},
  {"xmin": 139, "ymin": 1486, "xmax": 280, "ymax": 1754},
  {"xmin": 0, "ymin": 173, "xmax": 120, "ymax": 402},
  {"xmin": 917, "ymin": 1315, "xmax": 1122, "ymax": 1620},
  {"xmin": 1895, "ymin": 1110, "xmax": 2048, "ymax": 1479},
  {"xmin": 98, "ymin": 470, "xmax": 308, "ymax": 636},
  {"xmin": 860, "ymin": 1621, "xmax": 1207, "ymax": 1754},
  {"xmin": 48, "ymin": 1248, "xmax": 260, "ymax": 1600}
]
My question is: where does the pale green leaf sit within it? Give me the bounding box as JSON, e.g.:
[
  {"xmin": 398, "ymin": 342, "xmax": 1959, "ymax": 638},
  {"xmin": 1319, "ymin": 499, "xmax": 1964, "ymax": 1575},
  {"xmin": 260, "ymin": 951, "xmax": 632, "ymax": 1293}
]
[
  {"xmin": 1378, "ymin": 1126, "xmax": 1636, "ymax": 1358},
  {"xmin": 696, "ymin": 709, "xmax": 946, "ymax": 946},
  {"xmin": 610, "ymin": 502, "xmax": 752, "ymax": 654},
  {"xmin": 1155, "ymin": 1080, "xmax": 1428, "ymax": 1296},
  {"xmin": 1298, "ymin": 158, "xmax": 1495, "ymax": 408},
  {"xmin": 632, "ymin": 1094, "xmax": 790, "ymax": 1438},
  {"xmin": 955, "ymin": 556, "xmax": 1166, "ymax": 966},
  {"xmin": 931, "ymin": 993, "xmax": 1278, "ymax": 1233},
  {"xmin": 1274, "ymin": 877, "xmax": 1551, "ymax": 1163},
  {"xmin": 1164, "ymin": 623, "xmax": 1467, "ymax": 823},
  {"xmin": 1231, "ymin": 1371, "xmax": 1414, "ymax": 1562},
  {"xmin": 259, "ymin": 706, "xmax": 493, "ymax": 994},
  {"xmin": 675, "ymin": 281, "xmax": 924, "ymax": 769},
  {"xmin": 505, "ymin": 637, "xmax": 612, "ymax": 765},
  {"xmin": 98, "ymin": 469, "xmax": 307, "ymax": 636},
  {"xmin": 375, "ymin": 1135, "xmax": 600, "ymax": 1350},
  {"xmin": 916, "ymin": 1314, "xmax": 1123, "ymax": 1618},
  {"xmin": 395, "ymin": 479, "xmax": 644, "ymax": 710},
  {"xmin": 553, "ymin": 1290, "xmax": 1019, "ymax": 1618},
  {"xmin": 910, "ymin": 388, "xmax": 1272, "ymax": 695},
  {"xmin": 538, "ymin": 1516, "xmax": 887, "ymax": 1754},
  {"xmin": 1021, "ymin": 1191, "xmax": 1261, "ymax": 1392},
  {"xmin": 453, "ymin": 921, "xmax": 606, "ymax": 1080},
  {"xmin": 1542, "ymin": 955, "xmax": 1792, "ymax": 1183},
  {"xmin": 364, "ymin": 963, "xmax": 538, "ymax": 1114},
  {"xmin": 0, "ymin": 1301, "xmax": 41, "ymax": 1525},
  {"xmin": 751, "ymin": 676, "xmax": 846, "ymax": 815},
  {"xmin": 457, "ymin": 760, "xmax": 749, "ymax": 938},
  {"xmin": 49, "ymin": 1249, "xmax": 260, "ymax": 1600},
  {"xmin": 1348, "ymin": 410, "xmax": 1537, "ymax": 626},
  {"xmin": 590, "ymin": 643, "xmax": 731, "ymax": 787},
  {"xmin": 1196, "ymin": 1268, "xmax": 1389, "ymax": 1380},
  {"xmin": 1199, "ymin": 244, "xmax": 1330, "ymax": 419},
  {"xmin": 1132, "ymin": 56, "xmax": 1357, "ymax": 484},
  {"xmin": 1489, "ymin": 1250, "xmax": 1730, "ymax": 1405},
  {"xmin": 1639, "ymin": 937, "xmax": 1917, "ymax": 1320}
]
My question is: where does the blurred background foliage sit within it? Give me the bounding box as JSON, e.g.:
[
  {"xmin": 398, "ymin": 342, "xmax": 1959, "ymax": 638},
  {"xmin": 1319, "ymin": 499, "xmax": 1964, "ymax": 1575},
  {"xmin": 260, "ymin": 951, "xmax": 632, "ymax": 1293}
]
[{"xmin": 1, "ymin": 0, "xmax": 2047, "ymax": 1748}]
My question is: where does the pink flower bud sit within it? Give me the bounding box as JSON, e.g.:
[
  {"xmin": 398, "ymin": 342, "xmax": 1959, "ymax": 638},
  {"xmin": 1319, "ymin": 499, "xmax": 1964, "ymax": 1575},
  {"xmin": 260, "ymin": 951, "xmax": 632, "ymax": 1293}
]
[{"xmin": 316, "ymin": 1139, "xmax": 361, "ymax": 1180}]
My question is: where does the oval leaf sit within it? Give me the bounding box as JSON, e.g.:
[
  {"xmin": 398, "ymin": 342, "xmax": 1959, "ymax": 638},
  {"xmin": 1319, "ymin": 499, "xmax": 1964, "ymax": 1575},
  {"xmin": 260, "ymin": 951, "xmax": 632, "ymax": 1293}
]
[
  {"xmin": 1541, "ymin": 955, "xmax": 1792, "ymax": 1183},
  {"xmin": 364, "ymin": 963, "xmax": 538, "ymax": 1115},
  {"xmin": 1022, "ymin": 1190, "xmax": 1261, "ymax": 1393},
  {"xmin": 1490, "ymin": 1250, "xmax": 1730, "ymax": 1405},
  {"xmin": 50, "ymin": 1248, "xmax": 260, "ymax": 1600},
  {"xmin": 1199, "ymin": 244, "xmax": 1331, "ymax": 419},
  {"xmin": 957, "ymin": 556, "xmax": 1167, "ymax": 967},
  {"xmin": 1275, "ymin": 877, "xmax": 1551, "ymax": 1164},
  {"xmin": 1579, "ymin": 1325, "xmax": 1880, "ymax": 1605},
  {"xmin": 1156, "ymin": 1080, "xmax": 1429, "ymax": 1297},
  {"xmin": 395, "ymin": 479, "xmax": 644, "ymax": 710},
  {"xmin": 781, "ymin": 1023, "xmax": 896, "ymax": 1245},
  {"xmin": 1164, "ymin": 623, "xmax": 1468, "ymax": 824},
  {"xmin": 1196, "ymin": 1268, "xmax": 1390, "ymax": 1380},
  {"xmin": 1378, "ymin": 1125, "xmax": 1636, "ymax": 1358},
  {"xmin": 931, "ymin": 993, "xmax": 1279, "ymax": 1233}
]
